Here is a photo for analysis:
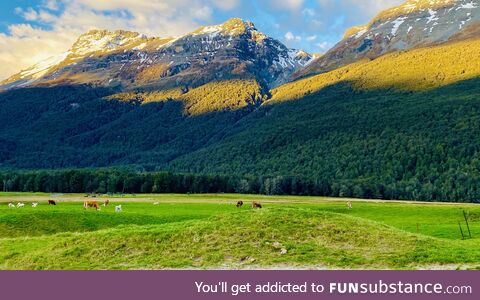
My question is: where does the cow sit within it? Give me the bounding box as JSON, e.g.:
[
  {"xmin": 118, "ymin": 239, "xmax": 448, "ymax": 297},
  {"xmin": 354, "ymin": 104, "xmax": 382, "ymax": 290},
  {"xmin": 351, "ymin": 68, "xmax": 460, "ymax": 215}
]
[
  {"xmin": 252, "ymin": 201, "xmax": 262, "ymax": 209},
  {"xmin": 16, "ymin": 202, "xmax": 25, "ymax": 208},
  {"xmin": 236, "ymin": 201, "xmax": 244, "ymax": 208},
  {"xmin": 103, "ymin": 199, "xmax": 110, "ymax": 206},
  {"xmin": 48, "ymin": 200, "xmax": 56, "ymax": 205},
  {"xmin": 84, "ymin": 200, "xmax": 100, "ymax": 211},
  {"xmin": 115, "ymin": 205, "xmax": 122, "ymax": 212},
  {"xmin": 32, "ymin": 202, "xmax": 38, "ymax": 208},
  {"xmin": 8, "ymin": 203, "xmax": 15, "ymax": 208},
  {"xmin": 347, "ymin": 201, "xmax": 352, "ymax": 209}
]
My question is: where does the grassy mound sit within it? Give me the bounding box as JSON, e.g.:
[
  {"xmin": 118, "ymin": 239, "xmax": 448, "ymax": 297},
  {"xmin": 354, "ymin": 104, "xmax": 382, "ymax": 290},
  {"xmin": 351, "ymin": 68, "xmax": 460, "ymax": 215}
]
[
  {"xmin": 1, "ymin": 203, "xmax": 479, "ymax": 270},
  {"xmin": 0, "ymin": 202, "xmax": 232, "ymax": 238}
]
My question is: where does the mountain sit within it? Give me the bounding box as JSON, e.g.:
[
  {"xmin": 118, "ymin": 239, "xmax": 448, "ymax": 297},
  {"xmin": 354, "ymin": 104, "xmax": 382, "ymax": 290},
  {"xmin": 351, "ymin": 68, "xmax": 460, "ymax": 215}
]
[
  {"xmin": 2, "ymin": 37, "xmax": 480, "ymax": 202},
  {"xmin": 2, "ymin": 1, "xmax": 480, "ymax": 202},
  {"xmin": 297, "ymin": 0, "xmax": 480, "ymax": 78},
  {"xmin": 0, "ymin": 18, "xmax": 312, "ymax": 91}
]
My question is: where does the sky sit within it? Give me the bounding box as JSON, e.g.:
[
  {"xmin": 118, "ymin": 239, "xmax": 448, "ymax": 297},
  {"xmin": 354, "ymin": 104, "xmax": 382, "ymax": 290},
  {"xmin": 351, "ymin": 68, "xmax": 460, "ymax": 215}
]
[{"xmin": 0, "ymin": 0, "xmax": 405, "ymax": 80}]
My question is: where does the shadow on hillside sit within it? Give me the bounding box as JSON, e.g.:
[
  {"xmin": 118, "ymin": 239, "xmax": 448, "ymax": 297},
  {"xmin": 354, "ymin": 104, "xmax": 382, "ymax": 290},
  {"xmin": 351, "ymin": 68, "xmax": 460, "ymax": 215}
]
[{"xmin": 1, "ymin": 75, "xmax": 480, "ymax": 170}]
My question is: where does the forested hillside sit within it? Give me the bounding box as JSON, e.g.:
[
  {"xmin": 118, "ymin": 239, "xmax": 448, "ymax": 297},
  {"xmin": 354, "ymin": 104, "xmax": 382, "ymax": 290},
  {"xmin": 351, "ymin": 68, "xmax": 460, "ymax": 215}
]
[
  {"xmin": 171, "ymin": 77, "xmax": 480, "ymax": 202},
  {"xmin": 2, "ymin": 38, "xmax": 480, "ymax": 202}
]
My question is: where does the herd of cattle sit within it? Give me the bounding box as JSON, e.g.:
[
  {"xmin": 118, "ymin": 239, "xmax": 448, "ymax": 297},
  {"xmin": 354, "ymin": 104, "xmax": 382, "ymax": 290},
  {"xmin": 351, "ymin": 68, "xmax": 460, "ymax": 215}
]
[
  {"xmin": 236, "ymin": 201, "xmax": 262, "ymax": 209},
  {"xmin": 5, "ymin": 199, "xmax": 265, "ymax": 211},
  {"xmin": 5, "ymin": 199, "xmax": 355, "ymax": 210},
  {"xmin": 7, "ymin": 199, "xmax": 123, "ymax": 212},
  {"xmin": 8, "ymin": 199, "xmax": 352, "ymax": 212}
]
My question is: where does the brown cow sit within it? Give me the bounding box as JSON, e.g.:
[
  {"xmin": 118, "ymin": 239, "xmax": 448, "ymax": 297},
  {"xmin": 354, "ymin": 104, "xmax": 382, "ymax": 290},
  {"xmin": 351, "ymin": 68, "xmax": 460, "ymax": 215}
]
[
  {"xmin": 84, "ymin": 200, "xmax": 100, "ymax": 211},
  {"xmin": 48, "ymin": 200, "xmax": 56, "ymax": 205},
  {"xmin": 252, "ymin": 201, "xmax": 262, "ymax": 209},
  {"xmin": 236, "ymin": 201, "xmax": 244, "ymax": 208},
  {"xmin": 103, "ymin": 199, "xmax": 110, "ymax": 206}
]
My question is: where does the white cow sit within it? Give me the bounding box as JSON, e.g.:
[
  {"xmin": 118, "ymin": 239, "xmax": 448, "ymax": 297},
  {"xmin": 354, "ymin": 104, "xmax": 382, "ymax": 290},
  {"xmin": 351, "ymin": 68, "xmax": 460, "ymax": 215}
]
[
  {"xmin": 32, "ymin": 202, "xmax": 38, "ymax": 208},
  {"xmin": 8, "ymin": 203, "xmax": 15, "ymax": 208},
  {"xmin": 16, "ymin": 202, "xmax": 25, "ymax": 208},
  {"xmin": 115, "ymin": 205, "xmax": 122, "ymax": 212}
]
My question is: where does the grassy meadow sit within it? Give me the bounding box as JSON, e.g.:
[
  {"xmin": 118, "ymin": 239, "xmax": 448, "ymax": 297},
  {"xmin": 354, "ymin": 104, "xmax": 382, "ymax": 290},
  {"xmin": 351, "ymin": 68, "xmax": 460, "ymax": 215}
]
[{"xmin": 0, "ymin": 193, "xmax": 479, "ymax": 270}]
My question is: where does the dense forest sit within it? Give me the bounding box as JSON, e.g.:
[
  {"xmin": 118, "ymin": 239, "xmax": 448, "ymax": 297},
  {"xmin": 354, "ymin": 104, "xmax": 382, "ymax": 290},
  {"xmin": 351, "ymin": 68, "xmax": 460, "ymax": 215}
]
[
  {"xmin": 0, "ymin": 169, "xmax": 332, "ymax": 197},
  {"xmin": 0, "ymin": 168, "xmax": 479, "ymax": 203}
]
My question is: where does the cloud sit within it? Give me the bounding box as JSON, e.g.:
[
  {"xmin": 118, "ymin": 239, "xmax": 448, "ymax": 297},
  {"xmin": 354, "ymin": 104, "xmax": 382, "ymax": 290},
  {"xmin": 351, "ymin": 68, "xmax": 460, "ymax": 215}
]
[
  {"xmin": 306, "ymin": 35, "xmax": 317, "ymax": 42},
  {"xmin": 316, "ymin": 0, "xmax": 404, "ymax": 20},
  {"xmin": 0, "ymin": 24, "xmax": 78, "ymax": 80},
  {"xmin": 345, "ymin": 0, "xmax": 405, "ymax": 16},
  {"xmin": 302, "ymin": 8, "xmax": 315, "ymax": 17},
  {"xmin": 284, "ymin": 31, "xmax": 301, "ymax": 42},
  {"xmin": 283, "ymin": 0, "xmax": 305, "ymax": 10},
  {"xmin": 43, "ymin": 0, "xmax": 60, "ymax": 11},
  {"xmin": 316, "ymin": 41, "xmax": 332, "ymax": 51}
]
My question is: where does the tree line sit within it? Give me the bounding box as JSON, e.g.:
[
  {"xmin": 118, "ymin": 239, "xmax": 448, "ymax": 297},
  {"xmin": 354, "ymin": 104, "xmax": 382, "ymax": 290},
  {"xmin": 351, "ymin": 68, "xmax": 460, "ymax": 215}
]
[
  {"xmin": 1, "ymin": 169, "xmax": 479, "ymax": 203},
  {"xmin": 0, "ymin": 169, "xmax": 330, "ymax": 195}
]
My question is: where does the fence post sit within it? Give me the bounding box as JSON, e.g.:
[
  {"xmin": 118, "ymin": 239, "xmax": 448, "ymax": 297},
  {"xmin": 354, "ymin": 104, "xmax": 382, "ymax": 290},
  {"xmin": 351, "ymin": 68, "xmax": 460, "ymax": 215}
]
[
  {"xmin": 458, "ymin": 222, "xmax": 465, "ymax": 240},
  {"xmin": 463, "ymin": 210, "xmax": 472, "ymax": 238}
]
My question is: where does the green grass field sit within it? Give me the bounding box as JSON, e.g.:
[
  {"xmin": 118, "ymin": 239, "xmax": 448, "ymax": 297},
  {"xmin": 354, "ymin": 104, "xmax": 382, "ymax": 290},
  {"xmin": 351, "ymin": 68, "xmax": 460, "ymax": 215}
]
[{"xmin": 0, "ymin": 193, "xmax": 479, "ymax": 270}]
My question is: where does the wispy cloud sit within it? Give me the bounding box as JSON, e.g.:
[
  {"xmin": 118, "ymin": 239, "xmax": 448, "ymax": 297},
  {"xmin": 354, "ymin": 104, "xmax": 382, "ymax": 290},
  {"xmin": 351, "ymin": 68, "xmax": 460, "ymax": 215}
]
[
  {"xmin": 284, "ymin": 31, "xmax": 302, "ymax": 43},
  {"xmin": 316, "ymin": 41, "xmax": 333, "ymax": 52},
  {"xmin": 267, "ymin": 0, "xmax": 305, "ymax": 11}
]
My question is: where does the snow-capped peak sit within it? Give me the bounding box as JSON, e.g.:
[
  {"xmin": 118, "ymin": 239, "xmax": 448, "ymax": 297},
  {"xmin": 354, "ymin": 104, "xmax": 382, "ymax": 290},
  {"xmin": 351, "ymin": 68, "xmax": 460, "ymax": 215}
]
[
  {"xmin": 9, "ymin": 51, "xmax": 70, "ymax": 86},
  {"xmin": 70, "ymin": 29, "xmax": 148, "ymax": 56},
  {"xmin": 1, "ymin": 18, "xmax": 312, "ymax": 90},
  {"xmin": 346, "ymin": 0, "xmax": 479, "ymax": 42},
  {"xmin": 297, "ymin": 0, "xmax": 480, "ymax": 79},
  {"xmin": 188, "ymin": 18, "xmax": 265, "ymax": 39}
]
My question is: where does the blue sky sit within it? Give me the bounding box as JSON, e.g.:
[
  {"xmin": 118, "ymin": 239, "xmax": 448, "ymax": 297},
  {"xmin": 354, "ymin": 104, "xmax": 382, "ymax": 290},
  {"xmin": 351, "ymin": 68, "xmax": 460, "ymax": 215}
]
[{"xmin": 0, "ymin": 0, "xmax": 405, "ymax": 80}]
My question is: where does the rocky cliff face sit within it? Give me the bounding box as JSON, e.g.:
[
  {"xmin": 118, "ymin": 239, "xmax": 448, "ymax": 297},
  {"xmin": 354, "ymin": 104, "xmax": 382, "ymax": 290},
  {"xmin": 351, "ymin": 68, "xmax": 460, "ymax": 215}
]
[
  {"xmin": 1, "ymin": 18, "xmax": 313, "ymax": 91},
  {"xmin": 298, "ymin": 0, "xmax": 480, "ymax": 78}
]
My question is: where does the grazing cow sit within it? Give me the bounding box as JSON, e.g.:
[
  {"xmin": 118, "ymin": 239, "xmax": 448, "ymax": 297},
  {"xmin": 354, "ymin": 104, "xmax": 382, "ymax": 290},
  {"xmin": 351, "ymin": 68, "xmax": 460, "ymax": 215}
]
[
  {"xmin": 103, "ymin": 199, "xmax": 110, "ymax": 206},
  {"xmin": 32, "ymin": 202, "xmax": 38, "ymax": 208},
  {"xmin": 48, "ymin": 200, "xmax": 56, "ymax": 205},
  {"xmin": 115, "ymin": 205, "xmax": 122, "ymax": 212},
  {"xmin": 347, "ymin": 201, "xmax": 352, "ymax": 209},
  {"xmin": 252, "ymin": 201, "xmax": 262, "ymax": 209},
  {"xmin": 84, "ymin": 200, "xmax": 100, "ymax": 211},
  {"xmin": 236, "ymin": 201, "xmax": 244, "ymax": 208},
  {"xmin": 8, "ymin": 203, "xmax": 15, "ymax": 208},
  {"xmin": 16, "ymin": 202, "xmax": 25, "ymax": 208}
]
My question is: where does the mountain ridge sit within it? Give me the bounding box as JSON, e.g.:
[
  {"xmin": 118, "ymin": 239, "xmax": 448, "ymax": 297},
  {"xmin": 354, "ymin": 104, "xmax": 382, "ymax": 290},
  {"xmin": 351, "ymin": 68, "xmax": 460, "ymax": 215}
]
[
  {"xmin": 4, "ymin": 0, "xmax": 479, "ymax": 91},
  {"xmin": 1, "ymin": 18, "xmax": 313, "ymax": 91},
  {"xmin": 297, "ymin": 0, "xmax": 480, "ymax": 78}
]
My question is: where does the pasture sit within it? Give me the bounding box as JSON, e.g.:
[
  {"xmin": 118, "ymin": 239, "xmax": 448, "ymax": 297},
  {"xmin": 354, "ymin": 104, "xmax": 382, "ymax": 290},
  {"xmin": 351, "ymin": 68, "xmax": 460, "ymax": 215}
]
[{"xmin": 0, "ymin": 193, "xmax": 479, "ymax": 270}]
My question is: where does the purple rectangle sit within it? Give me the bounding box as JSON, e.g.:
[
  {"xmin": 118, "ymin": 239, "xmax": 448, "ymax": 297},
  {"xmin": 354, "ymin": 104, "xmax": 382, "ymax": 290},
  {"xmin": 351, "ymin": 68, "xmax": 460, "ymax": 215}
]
[{"xmin": 0, "ymin": 271, "xmax": 477, "ymax": 300}]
